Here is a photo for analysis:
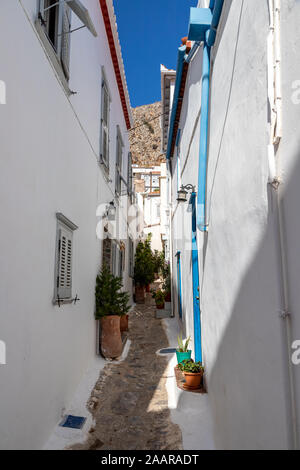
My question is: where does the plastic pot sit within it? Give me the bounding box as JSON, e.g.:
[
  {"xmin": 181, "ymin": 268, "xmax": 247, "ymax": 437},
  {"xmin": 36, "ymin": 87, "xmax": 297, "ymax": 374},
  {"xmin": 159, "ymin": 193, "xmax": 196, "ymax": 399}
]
[{"xmin": 176, "ymin": 350, "xmax": 192, "ymax": 364}]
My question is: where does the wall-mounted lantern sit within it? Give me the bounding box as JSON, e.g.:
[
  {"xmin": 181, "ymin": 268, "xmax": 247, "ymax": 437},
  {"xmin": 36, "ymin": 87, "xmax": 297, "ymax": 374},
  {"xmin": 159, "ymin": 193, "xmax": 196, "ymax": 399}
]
[
  {"xmin": 107, "ymin": 201, "xmax": 116, "ymax": 221},
  {"xmin": 177, "ymin": 184, "xmax": 196, "ymax": 203}
]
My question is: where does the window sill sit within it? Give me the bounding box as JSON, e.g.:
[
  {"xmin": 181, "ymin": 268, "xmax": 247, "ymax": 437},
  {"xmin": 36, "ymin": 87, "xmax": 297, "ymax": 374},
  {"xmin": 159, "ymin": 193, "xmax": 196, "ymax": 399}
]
[
  {"xmin": 35, "ymin": 19, "xmax": 72, "ymax": 98},
  {"xmin": 53, "ymin": 298, "xmax": 73, "ymax": 306}
]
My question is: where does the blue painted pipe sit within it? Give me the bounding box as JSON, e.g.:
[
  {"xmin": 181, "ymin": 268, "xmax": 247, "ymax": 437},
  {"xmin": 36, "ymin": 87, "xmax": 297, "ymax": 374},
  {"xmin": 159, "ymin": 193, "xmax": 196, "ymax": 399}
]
[
  {"xmin": 197, "ymin": 37, "xmax": 211, "ymax": 231},
  {"xmin": 208, "ymin": 0, "xmax": 224, "ymax": 46},
  {"xmin": 175, "ymin": 251, "xmax": 183, "ymax": 320},
  {"xmin": 166, "ymin": 46, "xmax": 186, "ymax": 160},
  {"xmin": 197, "ymin": 0, "xmax": 224, "ymax": 231},
  {"xmin": 191, "ymin": 192, "xmax": 202, "ymax": 363}
]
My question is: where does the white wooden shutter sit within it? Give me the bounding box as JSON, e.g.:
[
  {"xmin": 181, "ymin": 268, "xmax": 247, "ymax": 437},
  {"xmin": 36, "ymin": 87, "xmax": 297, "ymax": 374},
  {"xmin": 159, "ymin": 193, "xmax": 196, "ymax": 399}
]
[
  {"xmin": 57, "ymin": 226, "xmax": 73, "ymax": 299},
  {"xmin": 61, "ymin": 3, "xmax": 72, "ymax": 80}
]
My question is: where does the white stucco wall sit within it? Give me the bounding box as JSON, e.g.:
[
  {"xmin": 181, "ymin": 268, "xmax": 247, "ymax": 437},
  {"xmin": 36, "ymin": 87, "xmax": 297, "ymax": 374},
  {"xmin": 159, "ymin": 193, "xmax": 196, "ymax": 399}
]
[
  {"xmin": 0, "ymin": 0, "xmax": 133, "ymax": 449},
  {"xmin": 170, "ymin": 0, "xmax": 300, "ymax": 450}
]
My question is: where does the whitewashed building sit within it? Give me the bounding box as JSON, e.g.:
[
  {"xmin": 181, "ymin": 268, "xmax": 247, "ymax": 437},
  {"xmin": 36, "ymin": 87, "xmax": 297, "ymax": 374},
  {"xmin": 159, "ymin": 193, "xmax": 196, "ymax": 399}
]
[
  {"xmin": 165, "ymin": 0, "xmax": 300, "ymax": 450},
  {"xmin": 0, "ymin": 0, "xmax": 136, "ymax": 449},
  {"xmin": 133, "ymin": 165, "xmax": 163, "ymax": 251}
]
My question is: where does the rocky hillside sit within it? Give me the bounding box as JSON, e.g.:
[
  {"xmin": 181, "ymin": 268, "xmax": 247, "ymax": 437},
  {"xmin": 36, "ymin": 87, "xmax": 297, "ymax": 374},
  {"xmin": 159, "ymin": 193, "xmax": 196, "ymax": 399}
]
[{"xmin": 129, "ymin": 102, "xmax": 165, "ymax": 167}]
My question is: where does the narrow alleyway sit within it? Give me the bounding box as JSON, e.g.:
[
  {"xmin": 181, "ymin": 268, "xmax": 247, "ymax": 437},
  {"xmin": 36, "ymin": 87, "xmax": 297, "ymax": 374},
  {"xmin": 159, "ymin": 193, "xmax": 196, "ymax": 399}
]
[{"xmin": 70, "ymin": 296, "xmax": 183, "ymax": 451}]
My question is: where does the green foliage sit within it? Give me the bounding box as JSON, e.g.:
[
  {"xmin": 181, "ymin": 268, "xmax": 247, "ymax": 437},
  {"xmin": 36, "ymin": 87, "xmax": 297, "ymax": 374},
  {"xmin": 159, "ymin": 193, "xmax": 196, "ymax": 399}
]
[
  {"xmin": 95, "ymin": 264, "xmax": 130, "ymax": 319},
  {"xmin": 134, "ymin": 235, "xmax": 155, "ymax": 286},
  {"xmin": 178, "ymin": 359, "xmax": 204, "ymax": 373},
  {"xmin": 177, "ymin": 334, "xmax": 191, "ymax": 353},
  {"xmin": 161, "ymin": 260, "xmax": 171, "ymax": 294},
  {"xmin": 119, "ymin": 291, "xmax": 131, "ymax": 317},
  {"xmin": 143, "ymin": 120, "xmax": 155, "ymax": 134},
  {"xmin": 152, "ymin": 250, "xmax": 165, "ymax": 275},
  {"xmin": 153, "ymin": 289, "xmax": 165, "ymax": 305}
]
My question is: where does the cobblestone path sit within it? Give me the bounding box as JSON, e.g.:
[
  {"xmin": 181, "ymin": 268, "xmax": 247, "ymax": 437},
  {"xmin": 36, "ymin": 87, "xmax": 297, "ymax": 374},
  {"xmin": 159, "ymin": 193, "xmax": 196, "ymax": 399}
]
[{"xmin": 71, "ymin": 298, "xmax": 182, "ymax": 450}]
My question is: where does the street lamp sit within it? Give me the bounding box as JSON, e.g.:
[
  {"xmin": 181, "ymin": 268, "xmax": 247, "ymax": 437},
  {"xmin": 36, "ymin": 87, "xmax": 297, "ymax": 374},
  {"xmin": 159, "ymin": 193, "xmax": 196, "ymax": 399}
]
[
  {"xmin": 107, "ymin": 201, "xmax": 116, "ymax": 221},
  {"xmin": 177, "ymin": 184, "xmax": 196, "ymax": 203}
]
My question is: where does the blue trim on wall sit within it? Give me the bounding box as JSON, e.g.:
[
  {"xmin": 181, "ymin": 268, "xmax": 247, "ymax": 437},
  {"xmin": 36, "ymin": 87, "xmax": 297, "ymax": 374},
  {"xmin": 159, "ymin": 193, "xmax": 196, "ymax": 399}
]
[
  {"xmin": 175, "ymin": 251, "xmax": 183, "ymax": 320},
  {"xmin": 190, "ymin": 193, "xmax": 202, "ymax": 363},
  {"xmin": 197, "ymin": 38, "xmax": 211, "ymax": 232},
  {"xmin": 187, "ymin": 1, "xmax": 224, "ymax": 231},
  {"xmin": 166, "ymin": 46, "xmax": 186, "ymax": 160},
  {"xmin": 208, "ymin": 0, "xmax": 224, "ymax": 46}
]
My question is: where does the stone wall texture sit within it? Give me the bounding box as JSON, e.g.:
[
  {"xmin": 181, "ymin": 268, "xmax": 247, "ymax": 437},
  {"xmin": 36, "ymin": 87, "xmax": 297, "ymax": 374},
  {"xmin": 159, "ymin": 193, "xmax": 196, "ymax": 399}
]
[{"xmin": 129, "ymin": 102, "xmax": 165, "ymax": 167}]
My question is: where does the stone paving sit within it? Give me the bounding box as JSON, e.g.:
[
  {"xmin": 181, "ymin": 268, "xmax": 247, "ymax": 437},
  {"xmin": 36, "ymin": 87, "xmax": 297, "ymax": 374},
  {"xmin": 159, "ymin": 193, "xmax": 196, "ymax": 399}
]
[{"xmin": 70, "ymin": 296, "xmax": 182, "ymax": 451}]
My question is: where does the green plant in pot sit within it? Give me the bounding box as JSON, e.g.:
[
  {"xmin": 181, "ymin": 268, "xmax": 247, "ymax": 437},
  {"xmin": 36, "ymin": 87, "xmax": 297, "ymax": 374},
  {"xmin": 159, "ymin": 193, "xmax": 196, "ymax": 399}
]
[
  {"xmin": 153, "ymin": 289, "xmax": 165, "ymax": 309},
  {"xmin": 162, "ymin": 261, "xmax": 171, "ymax": 301},
  {"xmin": 119, "ymin": 291, "xmax": 131, "ymax": 333},
  {"xmin": 134, "ymin": 236, "xmax": 155, "ymax": 303},
  {"xmin": 176, "ymin": 334, "xmax": 192, "ymax": 364},
  {"xmin": 178, "ymin": 359, "xmax": 204, "ymax": 390},
  {"xmin": 95, "ymin": 265, "xmax": 124, "ymax": 359}
]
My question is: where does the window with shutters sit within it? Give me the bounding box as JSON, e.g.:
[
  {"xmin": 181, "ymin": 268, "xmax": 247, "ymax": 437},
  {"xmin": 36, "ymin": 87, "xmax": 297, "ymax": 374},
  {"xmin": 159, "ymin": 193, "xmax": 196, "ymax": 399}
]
[
  {"xmin": 37, "ymin": 0, "xmax": 72, "ymax": 82},
  {"xmin": 115, "ymin": 127, "xmax": 124, "ymax": 196},
  {"xmin": 54, "ymin": 214, "xmax": 78, "ymax": 304},
  {"xmin": 100, "ymin": 72, "xmax": 110, "ymax": 170}
]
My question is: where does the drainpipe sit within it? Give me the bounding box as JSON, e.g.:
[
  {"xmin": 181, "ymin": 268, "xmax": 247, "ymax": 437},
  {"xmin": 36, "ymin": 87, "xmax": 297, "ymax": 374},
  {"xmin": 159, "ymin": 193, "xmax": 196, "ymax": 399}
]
[
  {"xmin": 267, "ymin": 0, "xmax": 298, "ymax": 450},
  {"xmin": 191, "ymin": 192, "xmax": 202, "ymax": 363},
  {"xmin": 197, "ymin": 0, "xmax": 224, "ymax": 231},
  {"xmin": 197, "ymin": 36, "xmax": 211, "ymax": 231}
]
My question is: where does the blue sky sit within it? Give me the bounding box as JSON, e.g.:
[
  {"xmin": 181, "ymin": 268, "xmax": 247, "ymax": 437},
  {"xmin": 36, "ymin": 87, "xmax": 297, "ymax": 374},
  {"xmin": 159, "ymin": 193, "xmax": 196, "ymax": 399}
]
[{"xmin": 114, "ymin": 0, "xmax": 197, "ymax": 108}]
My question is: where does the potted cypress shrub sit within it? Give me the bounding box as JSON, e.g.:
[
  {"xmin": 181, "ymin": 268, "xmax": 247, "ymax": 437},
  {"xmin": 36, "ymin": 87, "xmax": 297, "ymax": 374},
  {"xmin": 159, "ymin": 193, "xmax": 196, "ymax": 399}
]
[
  {"xmin": 162, "ymin": 262, "xmax": 171, "ymax": 302},
  {"xmin": 95, "ymin": 265, "xmax": 124, "ymax": 359},
  {"xmin": 119, "ymin": 291, "xmax": 131, "ymax": 332},
  {"xmin": 178, "ymin": 359, "xmax": 204, "ymax": 390},
  {"xmin": 134, "ymin": 238, "xmax": 153, "ymax": 303},
  {"xmin": 176, "ymin": 334, "xmax": 192, "ymax": 364}
]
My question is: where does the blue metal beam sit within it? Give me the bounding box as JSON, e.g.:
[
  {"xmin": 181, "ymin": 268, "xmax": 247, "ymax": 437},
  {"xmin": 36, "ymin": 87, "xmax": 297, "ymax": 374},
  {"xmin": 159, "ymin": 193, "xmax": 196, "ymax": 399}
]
[
  {"xmin": 197, "ymin": 38, "xmax": 211, "ymax": 231},
  {"xmin": 190, "ymin": 193, "xmax": 202, "ymax": 363},
  {"xmin": 166, "ymin": 46, "xmax": 186, "ymax": 160},
  {"xmin": 188, "ymin": 8, "xmax": 212, "ymax": 42},
  {"xmin": 175, "ymin": 251, "xmax": 183, "ymax": 320},
  {"xmin": 207, "ymin": 0, "xmax": 225, "ymax": 46}
]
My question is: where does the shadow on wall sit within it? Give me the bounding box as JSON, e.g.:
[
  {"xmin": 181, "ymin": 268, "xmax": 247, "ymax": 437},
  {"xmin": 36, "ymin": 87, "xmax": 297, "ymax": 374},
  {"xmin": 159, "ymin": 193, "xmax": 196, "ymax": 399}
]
[{"xmin": 204, "ymin": 148, "xmax": 300, "ymax": 450}]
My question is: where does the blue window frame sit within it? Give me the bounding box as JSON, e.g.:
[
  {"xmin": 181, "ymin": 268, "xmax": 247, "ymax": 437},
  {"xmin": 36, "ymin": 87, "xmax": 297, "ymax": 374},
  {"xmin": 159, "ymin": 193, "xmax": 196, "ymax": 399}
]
[{"xmin": 175, "ymin": 251, "xmax": 183, "ymax": 320}]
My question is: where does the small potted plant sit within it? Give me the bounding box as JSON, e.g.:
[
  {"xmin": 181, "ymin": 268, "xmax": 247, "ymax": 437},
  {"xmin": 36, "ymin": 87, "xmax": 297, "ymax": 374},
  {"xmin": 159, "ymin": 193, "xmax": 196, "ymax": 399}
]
[
  {"xmin": 178, "ymin": 359, "xmax": 204, "ymax": 390},
  {"xmin": 153, "ymin": 289, "xmax": 165, "ymax": 309},
  {"xmin": 176, "ymin": 334, "xmax": 192, "ymax": 364}
]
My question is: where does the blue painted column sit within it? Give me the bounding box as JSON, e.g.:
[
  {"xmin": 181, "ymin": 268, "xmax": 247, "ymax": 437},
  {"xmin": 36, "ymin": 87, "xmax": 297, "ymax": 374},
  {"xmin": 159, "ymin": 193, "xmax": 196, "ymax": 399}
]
[
  {"xmin": 197, "ymin": 38, "xmax": 211, "ymax": 232},
  {"xmin": 175, "ymin": 251, "xmax": 183, "ymax": 320},
  {"xmin": 191, "ymin": 192, "xmax": 202, "ymax": 363}
]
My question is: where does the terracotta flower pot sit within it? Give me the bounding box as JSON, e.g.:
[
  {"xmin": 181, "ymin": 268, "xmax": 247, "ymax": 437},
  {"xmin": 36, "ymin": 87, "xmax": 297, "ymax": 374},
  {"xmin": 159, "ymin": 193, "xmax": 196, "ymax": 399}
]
[
  {"xmin": 184, "ymin": 371, "xmax": 203, "ymax": 390},
  {"xmin": 135, "ymin": 285, "xmax": 145, "ymax": 304},
  {"xmin": 120, "ymin": 314, "xmax": 129, "ymax": 332},
  {"xmin": 156, "ymin": 303, "xmax": 165, "ymax": 310},
  {"xmin": 100, "ymin": 316, "xmax": 122, "ymax": 359}
]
